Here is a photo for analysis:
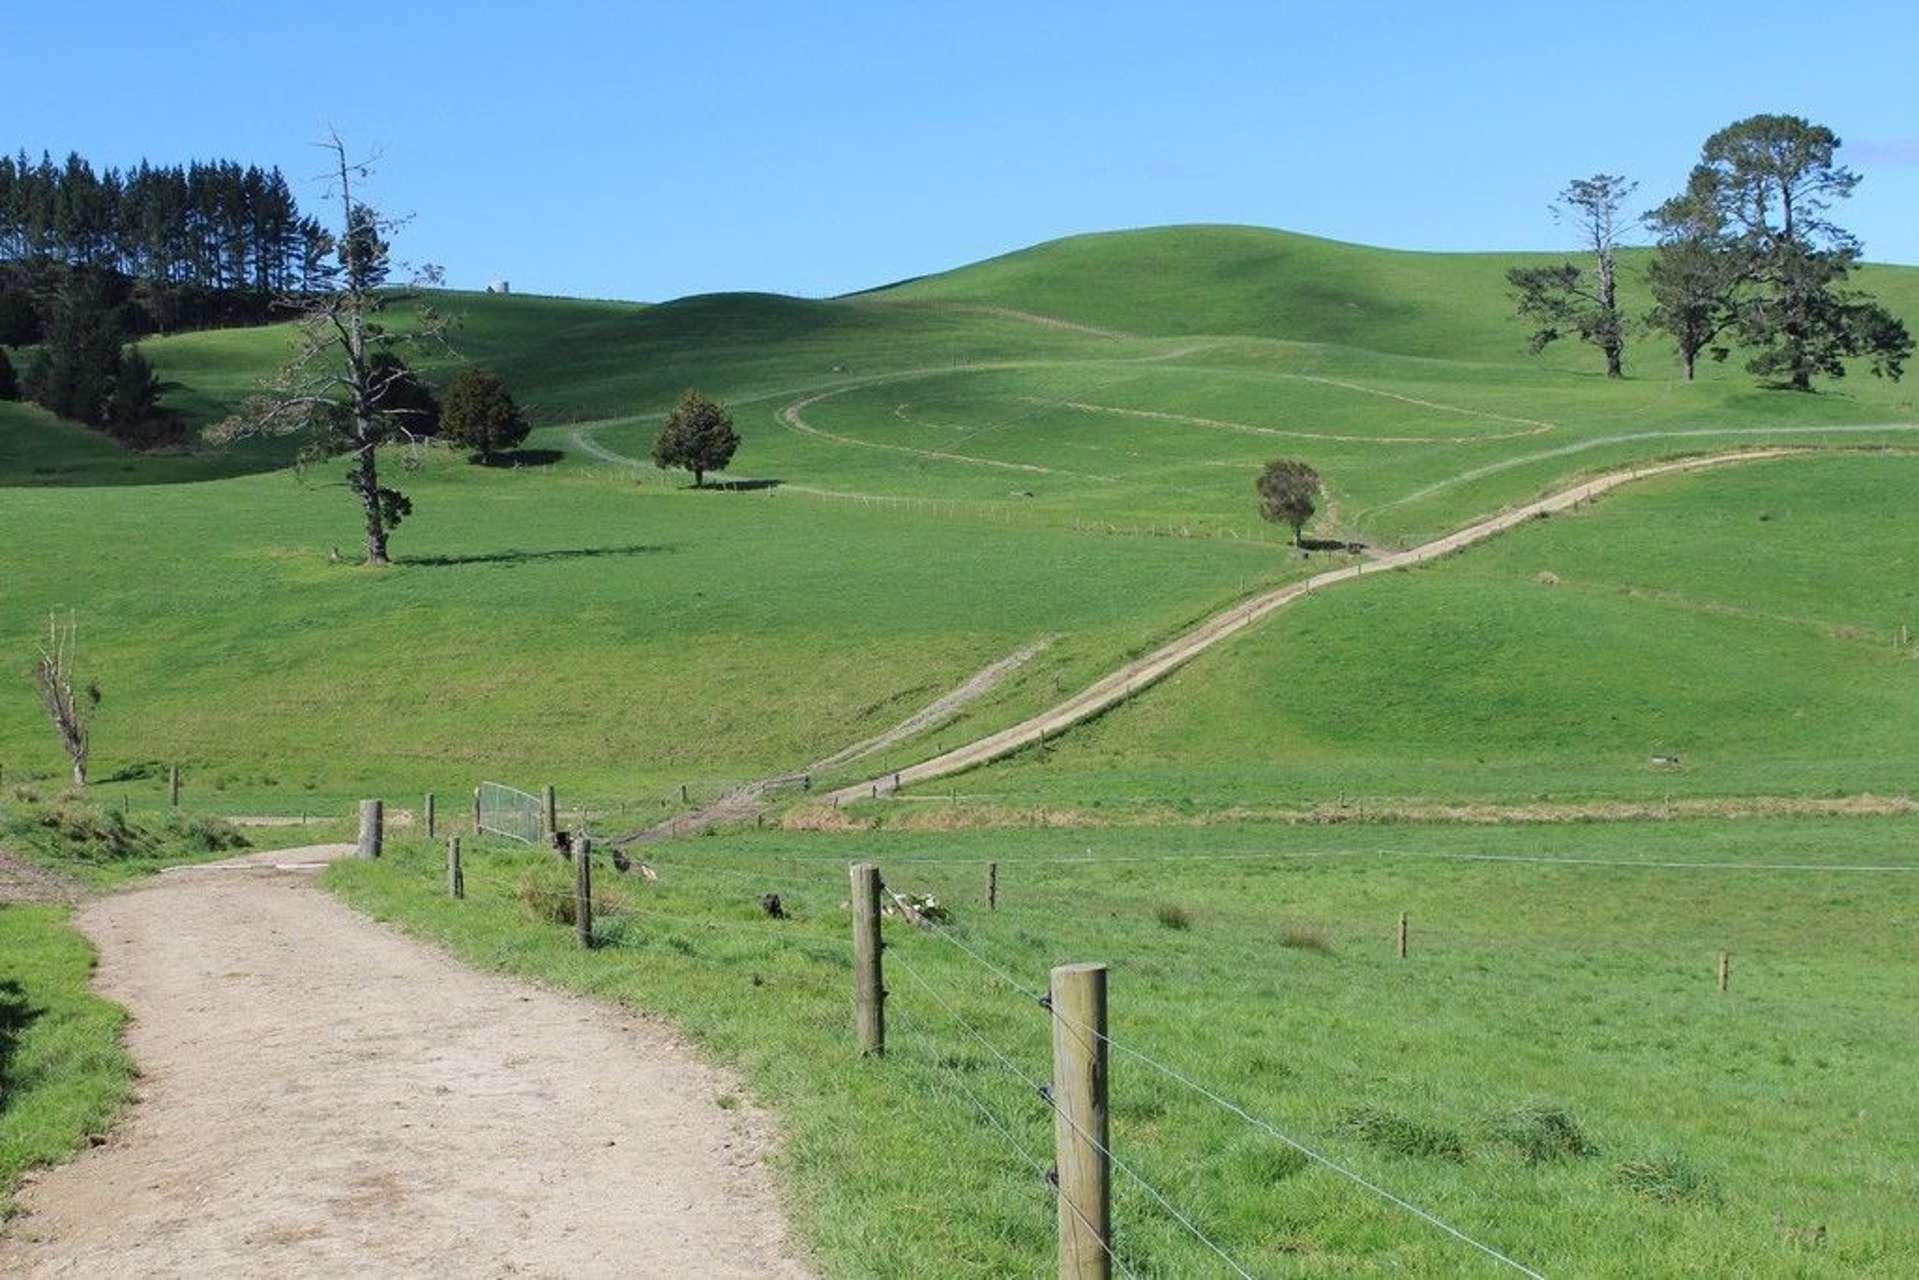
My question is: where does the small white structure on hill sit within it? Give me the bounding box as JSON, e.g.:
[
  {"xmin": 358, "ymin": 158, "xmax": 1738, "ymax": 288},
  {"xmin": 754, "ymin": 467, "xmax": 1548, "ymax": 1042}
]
[{"xmin": 486, "ymin": 279, "xmax": 511, "ymax": 295}]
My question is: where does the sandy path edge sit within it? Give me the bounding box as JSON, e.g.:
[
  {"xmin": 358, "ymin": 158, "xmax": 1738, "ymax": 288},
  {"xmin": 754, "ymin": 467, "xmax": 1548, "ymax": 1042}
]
[{"xmin": 0, "ymin": 845, "xmax": 811, "ymax": 1278}]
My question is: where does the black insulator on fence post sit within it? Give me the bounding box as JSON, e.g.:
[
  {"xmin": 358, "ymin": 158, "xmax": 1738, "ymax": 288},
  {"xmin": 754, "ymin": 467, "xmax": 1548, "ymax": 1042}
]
[
  {"xmin": 357, "ymin": 799, "xmax": 383, "ymax": 859},
  {"xmin": 447, "ymin": 836, "xmax": 464, "ymax": 899},
  {"xmin": 424, "ymin": 792, "xmax": 436, "ymax": 840},
  {"xmin": 851, "ymin": 863, "xmax": 884, "ymax": 1056}
]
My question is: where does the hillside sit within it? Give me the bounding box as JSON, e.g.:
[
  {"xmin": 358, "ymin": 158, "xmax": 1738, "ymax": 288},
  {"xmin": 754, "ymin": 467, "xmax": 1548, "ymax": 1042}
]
[{"xmin": 2, "ymin": 224, "xmax": 1915, "ymax": 812}]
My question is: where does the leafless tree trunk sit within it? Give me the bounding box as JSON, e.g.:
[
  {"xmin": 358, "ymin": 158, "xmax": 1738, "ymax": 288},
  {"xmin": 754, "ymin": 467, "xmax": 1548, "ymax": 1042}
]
[
  {"xmin": 33, "ymin": 610, "xmax": 98, "ymax": 788},
  {"xmin": 213, "ymin": 132, "xmax": 446, "ymax": 565}
]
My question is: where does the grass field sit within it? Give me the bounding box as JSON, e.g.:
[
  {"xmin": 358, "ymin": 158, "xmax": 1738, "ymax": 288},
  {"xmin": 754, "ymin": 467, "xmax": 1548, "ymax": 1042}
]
[
  {"xmin": 328, "ymin": 815, "xmax": 1919, "ymax": 1276},
  {"xmin": 2, "ymin": 226, "xmax": 1915, "ymax": 815},
  {"xmin": 4, "ymin": 223, "xmax": 1916, "ymax": 1272}
]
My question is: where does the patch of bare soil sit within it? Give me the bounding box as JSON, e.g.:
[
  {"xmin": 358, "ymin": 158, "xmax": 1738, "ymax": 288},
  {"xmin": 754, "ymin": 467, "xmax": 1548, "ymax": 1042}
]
[
  {"xmin": 0, "ymin": 848, "xmax": 78, "ymax": 905},
  {"xmin": 0, "ymin": 845, "xmax": 809, "ymax": 1278}
]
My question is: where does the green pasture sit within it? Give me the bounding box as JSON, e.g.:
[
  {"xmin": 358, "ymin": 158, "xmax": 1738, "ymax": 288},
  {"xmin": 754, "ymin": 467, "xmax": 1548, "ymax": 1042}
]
[{"xmin": 328, "ymin": 815, "xmax": 1919, "ymax": 1276}]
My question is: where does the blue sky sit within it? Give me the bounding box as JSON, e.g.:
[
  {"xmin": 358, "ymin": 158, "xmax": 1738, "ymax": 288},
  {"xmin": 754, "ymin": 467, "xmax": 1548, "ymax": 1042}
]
[{"xmin": 8, "ymin": 1, "xmax": 1916, "ymax": 299}]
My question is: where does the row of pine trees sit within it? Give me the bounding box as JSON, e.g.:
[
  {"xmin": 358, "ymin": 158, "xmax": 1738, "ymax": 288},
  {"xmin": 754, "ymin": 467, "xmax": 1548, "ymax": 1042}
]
[{"xmin": 0, "ymin": 151, "xmax": 327, "ymax": 331}]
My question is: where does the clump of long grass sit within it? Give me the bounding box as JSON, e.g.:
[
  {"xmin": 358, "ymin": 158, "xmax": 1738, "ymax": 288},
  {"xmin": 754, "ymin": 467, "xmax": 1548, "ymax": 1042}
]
[
  {"xmin": 1335, "ymin": 1105, "xmax": 1466, "ymax": 1162},
  {"xmin": 517, "ymin": 862, "xmax": 624, "ymax": 927},
  {"xmin": 1491, "ymin": 1101, "xmax": 1596, "ymax": 1163},
  {"xmin": 1277, "ymin": 924, "xmax": 1332, "ymax": 954},
  {"xmin": 1154, "ymin": 902, "xmax": 1194, "ymax": 930},
  {"xmin": 1613, "ymin": 1153, "xmax": 1717, "ymax": 1204}
]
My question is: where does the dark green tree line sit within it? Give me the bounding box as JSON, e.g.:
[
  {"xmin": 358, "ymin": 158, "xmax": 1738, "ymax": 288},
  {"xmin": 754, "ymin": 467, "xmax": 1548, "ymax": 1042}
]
[{"xmin": 0, "ymin": 150, "xmax": 327, "ymax": 334}]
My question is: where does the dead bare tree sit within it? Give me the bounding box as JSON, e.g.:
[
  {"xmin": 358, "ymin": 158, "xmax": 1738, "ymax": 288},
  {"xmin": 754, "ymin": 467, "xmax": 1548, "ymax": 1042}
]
[
  {"xmin": 213, "ymin": 132, "xmax": 449, "ymax": 564},
  {"xmin": 33, "ymin": 610, "xmax": 99, "ymax": 787}
]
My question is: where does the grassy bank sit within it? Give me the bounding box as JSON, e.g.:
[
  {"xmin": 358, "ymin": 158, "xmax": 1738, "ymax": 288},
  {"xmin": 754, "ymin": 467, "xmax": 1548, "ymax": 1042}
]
[
  {"xmin": 327, "ymin": 816, "xmax": 1919, "ymax": 1276},
  {"xmin": 0, "ymin": 906, "xmax": 130, "ymax": 1219}
]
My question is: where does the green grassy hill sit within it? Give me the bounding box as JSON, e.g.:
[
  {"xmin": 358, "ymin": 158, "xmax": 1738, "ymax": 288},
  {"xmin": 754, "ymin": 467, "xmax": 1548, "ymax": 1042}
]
[
  {"xmin": 2, "ymin": 223, "xmax": 1914, "ymax": 813},
  {"xmin": 5, "ymin": 223, "xmax": 1917, "ymax": 1276}
]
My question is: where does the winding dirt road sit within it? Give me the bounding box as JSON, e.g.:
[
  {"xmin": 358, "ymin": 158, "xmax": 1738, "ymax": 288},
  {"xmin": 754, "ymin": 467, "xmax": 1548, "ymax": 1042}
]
[
  {"xmin": 819, "ymin": 448, "xmax": 1808, "ymax": 806},
  {"xmin": 0, "ymin": 846, "xmax": 809, "ymax": 1278}
]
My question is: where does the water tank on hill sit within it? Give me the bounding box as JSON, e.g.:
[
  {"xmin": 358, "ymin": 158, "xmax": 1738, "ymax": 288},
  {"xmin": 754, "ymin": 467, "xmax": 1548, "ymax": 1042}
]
[{"xmin": 486, "ymin": 279, "xmax": 511, "ymax": 295}]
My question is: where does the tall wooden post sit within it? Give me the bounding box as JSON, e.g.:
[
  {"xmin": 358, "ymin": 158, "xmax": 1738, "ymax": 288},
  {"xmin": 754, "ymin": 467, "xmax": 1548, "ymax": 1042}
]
[
  {"xmin": 424, "ymin": 792, "xmax": 436, "ymax": 839},
  {"xmin": 542, "ymin": 784, "xmax": 559, "ymax": 843},
  {"xmin": 447, "ymin": 836, "xmax": 464, "ymax": 899},
  {"xmin": 168, "ymin": 764, "xmax": 180, "ymax": 807},
  {"xmin": 472, "ymin": 786, "xmax": 482, "ymax": 834},
  {"xmin": 573, "ymin": 834, "xmax": 593, "ymax": 948},
  {"xmin": 1050, "ymin": 963, "xmax": 1110, "ymax": 1280},
  {"xmin": 851, "ymin": 863, "xmax": 884, "ymax": 1056},
  {"xmin": 1717, "ymin": 950, "xmax": 1730, "ymax": 993},
  {"xmin": 1397, "ymin": 912, "xmax": 1408, "ymax": 960},
  {"xmin": 356, "ymin": 799, "xmax": 383, "ymax": 859},
  {"xmin": 988, "ymin": 861, "xmax": 999, "ymax": 911}
]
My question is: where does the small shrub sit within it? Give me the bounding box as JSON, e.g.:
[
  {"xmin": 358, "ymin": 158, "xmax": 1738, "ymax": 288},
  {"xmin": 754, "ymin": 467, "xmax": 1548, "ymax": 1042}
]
[
  {"xmin": 1614, "ymin": 1153, "xmax": 1718, "ymax": 1204},
  {"xmin": 516, "ymin": 863, "xmax": 625, "ymax": 927},
  {"xmin": 1336, "ymin": 1105, "xmax": 1466, "ymax": 1162},
  {"xmin": 159, "ymin": 812, "xmax": 250, "ymax": 853},
  {"xmin": 1492, "ymin": 1101, "xmax": 1596, "ymax": 1164},
  {"xmin": 1155, "ymin": 902, "xmax": 1195, "ymax": 930},
  {"xmin": 1278, "ymin": 925, "xmax": 1332, "ymax": 954}
]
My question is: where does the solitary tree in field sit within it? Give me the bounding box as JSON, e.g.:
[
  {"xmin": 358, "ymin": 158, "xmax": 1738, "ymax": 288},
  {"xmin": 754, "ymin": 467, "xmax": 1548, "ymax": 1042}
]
[
  {"xmin": 1256, "ymin": 458, "xmax": 1320, "ymax": 544},
  {"xmin": 1670, "ymin": 114, "xmax": 1909, "ymax": 390},
  {"xmin": 32, "ymin": 610, "xmax": 99, "ymax": 788},
  {"xmin": 1509, "ymin": 174, "xmax": 1637, "ymax": 378},
  {"xmin": 439, "ymin": 366, "xmax": 527, "ymax": 462},
  {"xmin": 651, "ymin": 389, "xmax": 738, "ymax": 487},
  {"xmin": 213, "ymin": 134, "xmax": 448, "ymax": 564}
]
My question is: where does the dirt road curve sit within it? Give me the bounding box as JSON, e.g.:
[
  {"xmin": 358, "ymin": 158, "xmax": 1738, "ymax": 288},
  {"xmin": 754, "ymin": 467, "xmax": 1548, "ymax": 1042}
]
[
  {"xmin": 824, "ymin": 448, "xmax": 1805, "ymax": 806},
  {"xmin": 0, "ymin": 846, "xmax": 809, "ymax": 1279}
]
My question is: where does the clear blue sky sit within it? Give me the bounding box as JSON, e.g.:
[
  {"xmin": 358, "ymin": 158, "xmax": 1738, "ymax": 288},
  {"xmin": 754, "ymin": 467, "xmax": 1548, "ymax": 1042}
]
[{"xmin": 8, "ymin": 1, "xmax": 1915, "ymax": 300}]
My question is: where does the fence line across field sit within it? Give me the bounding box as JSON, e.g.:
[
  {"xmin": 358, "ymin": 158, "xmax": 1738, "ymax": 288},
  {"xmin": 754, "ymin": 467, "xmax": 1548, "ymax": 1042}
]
[{"xmin": 478, "ymin": 781, "xmax": 544, "ymax": 844}]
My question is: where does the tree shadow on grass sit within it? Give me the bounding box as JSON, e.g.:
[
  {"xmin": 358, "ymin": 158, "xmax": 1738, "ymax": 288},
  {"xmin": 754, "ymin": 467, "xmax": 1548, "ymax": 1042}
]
[
  {"xmin": 1298, "ymin": 537, "xmax": 1369, "ymax": 553},
  {"xmin": 398, "ymin": 543, "xmax": 677, "ymax": 568},
  {"xmin": 478, "ymin": 449, "xmax": 566, "ymax": 468},
  {"xmin": 691, "ymin": 478, "xmax": 782, "ymax": 492},
  {"xmin": 0, "ymin": 980, "xmax": 42, "ymax": 1106}
]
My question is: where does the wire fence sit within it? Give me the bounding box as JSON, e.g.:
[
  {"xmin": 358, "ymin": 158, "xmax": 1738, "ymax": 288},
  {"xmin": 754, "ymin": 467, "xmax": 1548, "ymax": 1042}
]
[{"xmin": 420, "ymin": 811, "xmax": 1912, "ymax": 1275}]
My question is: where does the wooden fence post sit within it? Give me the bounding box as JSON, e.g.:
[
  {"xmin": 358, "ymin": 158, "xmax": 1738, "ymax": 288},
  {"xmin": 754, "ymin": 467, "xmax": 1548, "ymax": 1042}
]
[
  {"xmin": 1717, "ymin": 950, "xmax": 1730, "ymax": 993},
  {"xmin": 1397, "ymin": 912, "xmax": 1408, "ymax": 960},
  {"xmin": 424, "ymin": 792, "xmax": 436, "ymax": 839},
  {"xmin": 356, "ymin": 799, "xmax": 383, "ymax": 859},
  {"xmin": 542, "ymin": 784, "xmax": 559, "ymax": 844},
  {"xmin": 851, "ymin": 863, "xmax": 884, "ymax": 1056},
  {"xmin": 447, "ymin": 836, "xmax": 464, "ymax": 899},
  {"xmin": 988, "ymin": 861, "xmax": 998, "ymax": 911},
  {"xmin": 679, "ymin": 782, "xmax": 689, "ymax": 804},
  {"xmin": 168, "ymin": 764, "xmax": 180, "ymax": 807},
  {"xmin": 1050, "ymin": 962, "xmax": 1111, "ymax": 1280},
  {"xmin": 574, "ymin": 834, "xmax": 593, "ymax": 948},
  {"xmin": 472, "ymin": 786, "xmax": 482, "ymax": 834}
]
